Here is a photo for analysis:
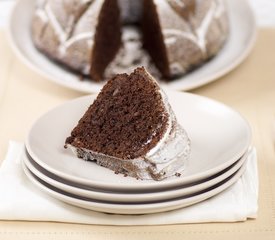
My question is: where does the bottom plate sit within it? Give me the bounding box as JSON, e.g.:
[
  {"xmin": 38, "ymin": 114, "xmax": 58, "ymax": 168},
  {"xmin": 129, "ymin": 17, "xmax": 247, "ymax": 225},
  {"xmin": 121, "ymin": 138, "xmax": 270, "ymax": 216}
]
[
  {"xmin": 22, "ymin": 159, "xmax": 248, "ymax": 215},
  {"xmin": 23, "ymin": 148, "xmax": 249, "ymax": 203}
]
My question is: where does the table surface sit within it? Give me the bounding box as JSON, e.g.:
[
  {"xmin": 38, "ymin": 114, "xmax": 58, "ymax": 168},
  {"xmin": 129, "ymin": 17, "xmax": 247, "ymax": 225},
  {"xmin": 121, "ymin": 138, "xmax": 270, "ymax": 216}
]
[{"xmin": 0, "ymin": 19, "xmax": 275, "ymax": 240}]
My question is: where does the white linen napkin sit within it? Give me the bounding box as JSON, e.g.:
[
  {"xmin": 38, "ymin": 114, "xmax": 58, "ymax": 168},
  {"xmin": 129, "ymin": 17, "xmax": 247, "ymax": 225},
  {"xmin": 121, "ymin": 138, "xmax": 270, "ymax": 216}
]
[{"xmin": 0, "ymin": 141, "xmax": 258, "ymax": 225}]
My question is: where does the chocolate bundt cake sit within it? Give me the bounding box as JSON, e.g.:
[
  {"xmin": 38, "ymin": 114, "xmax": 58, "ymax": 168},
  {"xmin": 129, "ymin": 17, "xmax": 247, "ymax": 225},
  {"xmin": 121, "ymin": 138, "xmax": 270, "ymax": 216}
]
[
  {"xmin": 32, "ymin": 0, "xmax": 229, "ymax": 81},
  {"xmin": 65, "ymin": 67, "xmax": 191, "ymax": 181}
]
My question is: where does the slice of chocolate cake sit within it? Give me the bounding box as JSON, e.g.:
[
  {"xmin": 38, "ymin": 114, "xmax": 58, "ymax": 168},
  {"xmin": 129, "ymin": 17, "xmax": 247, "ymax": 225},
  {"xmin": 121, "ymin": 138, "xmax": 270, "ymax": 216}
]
[{"xmin": 65, "ymin": 67, "xmax": 190, "ymax": 180}]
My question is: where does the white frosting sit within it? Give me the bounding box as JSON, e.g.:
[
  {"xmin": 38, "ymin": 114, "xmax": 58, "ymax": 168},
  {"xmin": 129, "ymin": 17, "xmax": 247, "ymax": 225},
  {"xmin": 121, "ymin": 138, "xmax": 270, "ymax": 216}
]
[
  {"xmin": 57, "ymin": 0, "xmax": 103, "ymax": 58},
  {"xmin": 146, "ymin": 94, "xmax": 172, "ymax": 157},
  {"xmin": 83, "ymin": 64, "xmax": 91, "ymax": 75},
  {"xmin": 163, "ymin": 28, "xmax": 203, "ymax": 52},
  {"xmin": 65, "ymin": 15, "xmax": 75, "ymax": 35},
  {"xmin": 195, "ymin": 1, "xmax": 216, "ymax": 54},
  {"xmin": 37, "ymin": 0, "xmax": 104, "ymax": 62},
  {"xmin": 159, "ymin": 0, "xmax": 228, "ymax": 75},
  {"xmin": 170, "ymin": 0, "xmax": 186, "ymax": 8},
  {"xmin": 45, "ymin": 3, "xmax": 67, "ymax": 42},
  {"xmin": 144, "ymin": 72, "xmax": 190, "ymax": 171},
  {"xmin": 164, "ymin": 36, "xmax": 177, "ymax": 45},
  {"xmin": 36, "ymin": 0, "xmax": 47, "ymax": 8},
  {"xmin": 145, "ymin": 125, "xmax": 190, "ymax": 175},
  {"xmin": 35, "ymin": 9, "xmax": 48, "ymax": 23},
  {"xmin": 161, "ymin": 1, "xmax": 219, "ymax": 55},
  {"xmin": 169, "ymin": 62, "xmax": 186, "ymax": 77},
  {"xmin": 59, "ymin": 32, "xmax": 94, "ymax": 56},
  {"xmin": 81, "ymin": 0, "xmax": 93, "ymax": 4},
  {"xmin": 214, "ymin": 0, "xmax": 225, "ymax": 18}
]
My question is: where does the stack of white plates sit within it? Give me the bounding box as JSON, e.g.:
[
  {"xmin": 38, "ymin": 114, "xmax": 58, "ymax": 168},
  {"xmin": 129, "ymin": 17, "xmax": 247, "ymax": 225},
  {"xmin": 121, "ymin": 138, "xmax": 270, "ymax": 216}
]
[{"xmin": 22, "ymin": 91, "xmax": 252, "ymax": 215}]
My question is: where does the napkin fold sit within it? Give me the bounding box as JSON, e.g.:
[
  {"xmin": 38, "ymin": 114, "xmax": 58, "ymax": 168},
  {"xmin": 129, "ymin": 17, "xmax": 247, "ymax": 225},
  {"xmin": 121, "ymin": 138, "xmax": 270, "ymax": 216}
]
[{"xmin": 0, "ymin": 141, "xmax": 258, "ymax": 225}]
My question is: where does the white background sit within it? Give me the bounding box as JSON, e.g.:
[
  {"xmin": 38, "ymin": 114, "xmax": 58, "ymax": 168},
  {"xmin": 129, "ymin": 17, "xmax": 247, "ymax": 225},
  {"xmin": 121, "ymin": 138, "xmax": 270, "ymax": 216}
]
[{"xmin": 0, "ymin": 0, "xmax": 275, "ymax": 28}]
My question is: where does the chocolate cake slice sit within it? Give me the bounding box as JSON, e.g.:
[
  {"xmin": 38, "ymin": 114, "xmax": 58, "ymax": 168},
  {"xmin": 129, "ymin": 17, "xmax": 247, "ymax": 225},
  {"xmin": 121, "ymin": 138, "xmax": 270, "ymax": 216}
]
[{"xmin": 65, "ymin": 67, "xmax": 190, "ymax": 180}]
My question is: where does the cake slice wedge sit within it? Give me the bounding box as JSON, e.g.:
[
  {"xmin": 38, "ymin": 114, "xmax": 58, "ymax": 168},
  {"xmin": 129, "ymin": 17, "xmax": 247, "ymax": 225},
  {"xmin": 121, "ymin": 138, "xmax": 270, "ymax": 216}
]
[{"xmin": 65, "ymin": 67, "xmax": 190, "ymax": 180}]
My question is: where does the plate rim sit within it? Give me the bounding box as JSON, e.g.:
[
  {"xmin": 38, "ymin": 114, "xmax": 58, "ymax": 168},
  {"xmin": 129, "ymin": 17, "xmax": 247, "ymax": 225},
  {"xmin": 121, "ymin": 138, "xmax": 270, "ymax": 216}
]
[
  {"xmin": 25, "ymin": 91, "xmax": 252, "ymax": 191},
  {"xmin": 7, "ymin": 0, "xmax": 257, "ymax": 93},
  {"xmin": 23, "ymin": 147, "xmax": 249, "ymax": 203},
  {"xmin": 22, "ymin": 158, "xmax": 248, "ymax": 214}
]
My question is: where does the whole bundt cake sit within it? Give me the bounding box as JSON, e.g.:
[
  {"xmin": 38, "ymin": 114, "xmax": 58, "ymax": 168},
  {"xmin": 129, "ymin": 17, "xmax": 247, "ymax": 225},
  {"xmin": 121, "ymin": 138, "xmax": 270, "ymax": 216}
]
[{"xmin": 32, "ymin": 0, "xmax": 229, "ymax": 82}]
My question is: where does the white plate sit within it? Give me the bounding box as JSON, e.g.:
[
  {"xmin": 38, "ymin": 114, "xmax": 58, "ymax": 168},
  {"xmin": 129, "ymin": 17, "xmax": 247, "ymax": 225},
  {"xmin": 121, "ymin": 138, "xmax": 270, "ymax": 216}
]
[
  {"xmin": 8, "ymin": 0, "xmax": 256, "ymax": 93},
  {"xmin": 26, "ymin": 91, "xmax": 251, "ymax": 191},
  {"xmin": 23, "ymin": 148, "xmax": 249, "ymax": 203},
  {"xmin": 22, "ymin": 159, "xmax": 247, "ymax": 214}
]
